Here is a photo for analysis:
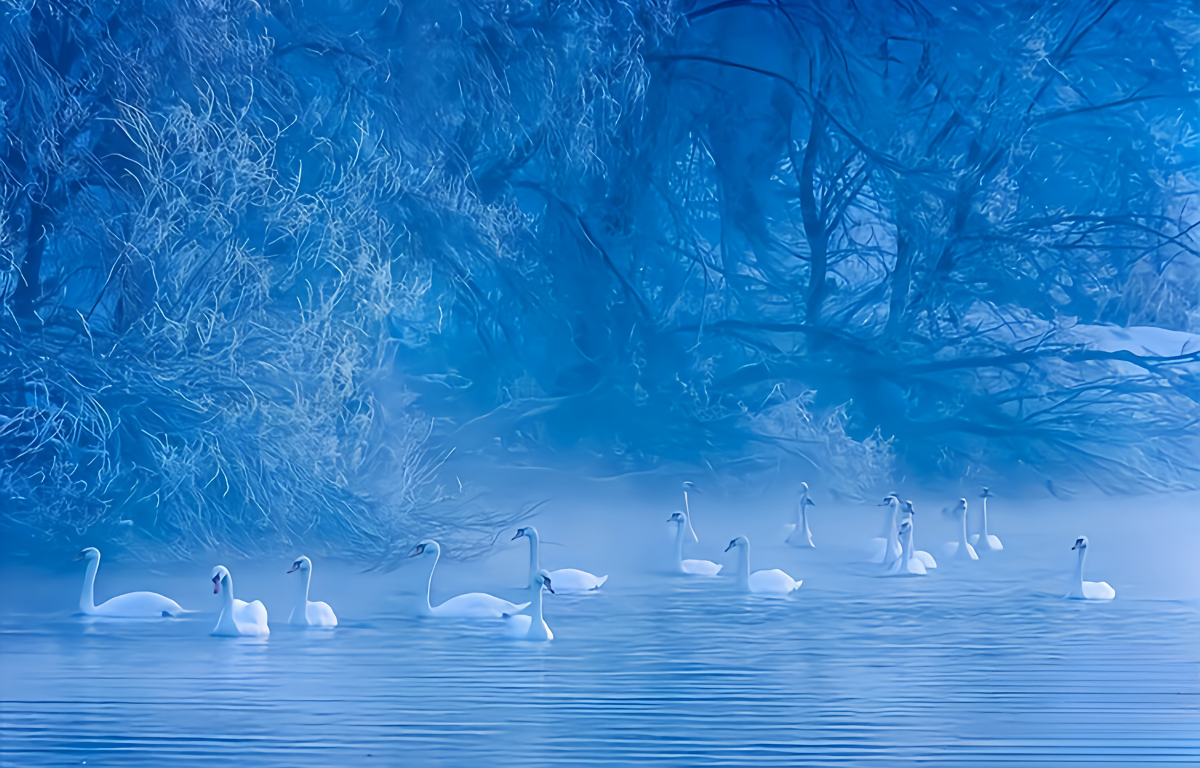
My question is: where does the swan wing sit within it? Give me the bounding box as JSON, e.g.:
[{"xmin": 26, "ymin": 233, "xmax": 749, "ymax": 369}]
[
  {"xmin": 985, "ymin": 534, "xmax": 1004, "ymax": 550},
  {"xmin": 94, "ymin": 591, "xmax": 184, "ymax": 618},
  {"xmin": 1083, "ymin": 581, "xmax": 1116, "ymax": 600},
  {"xmin": 306, "ymin": 601, "xmax": 338, "ymax": 627},
  {"xmin": 913, "ymin": 550, "xmax": 937, "ymax": 569},
  {"xmin": 785, "ymin": 528, "xmax": 814, "ymax": 548},
  {"xmin": 547, "ymin": 568, "xmax": 607, "ymax": 592},
  {"xmin": 238, "ymin": 599, "xmax": 270, "ymax": 635},
  {"xmin": 748, "ymin": 569, "xmax": 801, "ymax": 594},
  {"xmin": 503, "ymin": 614, "xmax": 533, "ymax": 638},
  {"xmin": 681, "ymin": 559, "xmax": 722, "ymax": 576},
  {"xmin": 434, "ymin": 593, "xmax": 529, "ymax": 618}
]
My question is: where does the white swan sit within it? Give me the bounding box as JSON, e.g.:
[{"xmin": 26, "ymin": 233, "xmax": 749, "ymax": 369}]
[
  {"xmin": 866, "ymin": 494, "xmax": 903, "ymax": 565},
  {"xmin": 286, "ymin": 556, "xmax": 337, "ymax": 627},
  {"xmin": 1068, "ymin": 536, "xmax": 1115, "ymax": 600},
  {"xmin": 504, "ymin": 570, "xmax": 554, "ymax": 641},
  {"xmin": 512, "ymin": 527, "xmax": 607, "ymax": 592},
  {"xmin": 900, "ymin": 500, "xmax": 937, "ymax": 569},
  {"xmin": 968, "ymin": 487, "xmax": 1004, "ymax": 551},
  {"xmin": 668, "ymin": 511, "xmax": 722, "ymax": 575},
  {"xmin": 211, "ymin": 565, "xmax": 270, "ymax": 637},
  {"xmin": 409, "ymin": 540, "xmax": 530, "ymax": 618},
  {"xmin": 74, "ymin": 547, "xmax": 184, "ymax": 618},
  {"xmin": 682, "ymin": 481, "xmax": 700, "ymax": 543},
  {"xmin": 784, "ymin": 482, "xmax": 816, "ymax": 548},
  {"xmin": 941, "ymin": 499, "xmax": 979, "ymax": 561},
  {"xmin": 724, "ymin": 536, "xmax": 801, "ymax": 594},
  {"xmin": 884, "ymin": 519, "xmax": 927, "ymax": 576}
]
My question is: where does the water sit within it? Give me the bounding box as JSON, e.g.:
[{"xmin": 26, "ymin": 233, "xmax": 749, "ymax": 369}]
[{"xmin": 3, "ymin": 487, "xmax": 1199, "ymax": 766}]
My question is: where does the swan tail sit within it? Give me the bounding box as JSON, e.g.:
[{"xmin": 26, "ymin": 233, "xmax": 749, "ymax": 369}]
[{"xmin": 594, "ymin": 575, "xmax": 609, "ymax": 588}]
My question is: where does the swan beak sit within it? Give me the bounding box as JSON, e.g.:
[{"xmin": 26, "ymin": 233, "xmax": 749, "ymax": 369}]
[
  {"xmin": 724, "ymin": 541, "xmax": 735, "ymax": 552},
  {"xmin": 806, "ymin": 499, "xmax": 816, "ymax": 507},
  {"xmin": 212, "ymin": 577, "xmax": 220, "ymax": 594},
  {"xmin": 73, "ymin": 551, "xmax": 85, "ymax": 561},
  {"xmin": 408, "ymin": 546, "xmax": 424, "ymax": 558},
  {"xmin": 511, "ymin": 531, "xmax": 522, "ymax": 541},
  {"xmin": 286, "ymin": 566, "xmax": 298, "ymax": 573},
  {"xmin": 545, "ymin": 581, "xmax": 555, "ymax": 594}
]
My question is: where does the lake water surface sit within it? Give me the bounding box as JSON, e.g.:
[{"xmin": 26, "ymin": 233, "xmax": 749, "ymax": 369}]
[{"xmin": 3, "ymin": 487, "xmax": 1199, "ymax": 766}]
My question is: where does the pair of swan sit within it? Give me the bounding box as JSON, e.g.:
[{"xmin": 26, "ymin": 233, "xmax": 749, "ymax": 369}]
[
  {"xmin": 211, "ymin": 555, "xmax": 337, "ymax": 636},
  {"xmin": 512, "ymin": 526, "xmax": 607, "ymax": 592},
  {"xmin": 408, "ymin": 539, "xmax": 554, "ymax": 640},
  {"xmin": 666, "ymin": 512, "xmax": 800, "ymax": 593},
  {"xmin": 784, "ymin": 482, "xmax": 816, "ymax": 548},
  {"xmin": 75, "ymin": 547, "xmax": 185, "ymax": 618},
  {"xmin": 869, "ymin": 496, "xmax": 937, "ymax": 576}
]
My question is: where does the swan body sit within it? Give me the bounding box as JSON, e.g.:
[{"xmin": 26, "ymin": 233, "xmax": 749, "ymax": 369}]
[
  {"xmin": 1068, "ymin": 536, "xmax": 1115, "ymax": 600},
  {"xmin": 885, "ymin": 518, "xmax": 932, "ymax": 576},
  {"xmin": 211, "ymin": 566, "xmax": 270, "ymax": 637},
  {"xmin": 968, "ymin": 487, "xmax": 1004, "ymax": 552},
  {"xmin": 286, "ymin": 556, "xmax": 338, "ymax": 627},
  {"xmin": 867, "ymin": 495, "xmax": 903, "ymax": 564},
  {"xmin": 504, "ymin": 570, "xmax": 554, "ymax": 641},
  {"xmin": 512, "ymin": 526, "xmax": 607, "ymax": 592},
  {"xmin": 74, "ymin": 547, "xmax": 184, "ymax": 618},
  {"xmin": 784, "ymin": 482, "xmax": 816, "ymax": 548},
  {"xmin": 941, "ymin": 499, "xmax": 979, "ymax": 561},
  {"xmin": 409, "ymin": 540, "xmax": 530, "ymax": 618},
  {"xmin": 668, "ymin": 511, "xmax": 722, "ymax": 576},
  {"xmin": 725, "ymin": 536, "xmax": 801, "ymax": 594}
]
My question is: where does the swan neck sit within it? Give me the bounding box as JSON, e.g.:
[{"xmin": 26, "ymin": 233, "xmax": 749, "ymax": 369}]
[
  {"xmin": 1074, "ymin": 547, "xmax": 1086, "ymax": 587},
  {"xmin": 887, "ymin": 505, "xmax": 900, "ymax": 545},
  {"xmin": 737, "ymin": 545, "xmax": 751, "ymax": 589},
  {"xmin": 421, "ymin": 550, "xmax": 438, "ymax": 614},
  {"xmin": 80, "ymin": 557, "xmax": 99, "ymax": 613},
  {"xmin": 801, "ymin": 502, "xmax": 811, "ymax": 535},
  {"xmin": 531, "ymin": 584, "xmax": 544, "ymax": 623},
  {"xmin": 527, "ymin": 533, "xmax": 540, "ymax": 589},
  {"xmin": 673, "ymin": 522, "xmax": 684, "ymax": 567},
  {"xmin": 295, "ymin": 568, "xmax": 311, "ymax": 613},
  {"xmin": 981, "ymin": 498, "xmax": 989, "ymax": 536},
  {"xmin": 222, "ymin": 574, "xmax": 235, "ymax": 607},
  {"xmin": 959, "ymin": 511, "xmax": 969, "ymax": 546}
]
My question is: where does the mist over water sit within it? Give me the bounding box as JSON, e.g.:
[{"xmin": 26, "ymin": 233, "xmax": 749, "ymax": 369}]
[{"xmin": 3, "ymin": 478, "xmax": 1199, "ymax": 765}]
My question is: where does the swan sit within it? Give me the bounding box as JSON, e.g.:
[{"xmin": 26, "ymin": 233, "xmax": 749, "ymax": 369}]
[
  {"xmin": 409, "ymin": 540, "xmax": 530, "ymax": 618},
  {"xmin": 211, "ymin": 566, "xmax": 270, "ymax": 637},
  {"xmin": 941, "ymin": 499, "xmax": 979, "ymax": 561},
  {"xmin": 968, "ymin": 487, "xmax": 1004, "ymax": 552},
  {"xmin": 286, "ymin": 556, "xmax": 337, "ymax": 627},
  {"xmin": 866, "ymin": 494, "xmax": 903, "ymax": 565},
  {"xmin": 1068, "ymin": 536, "xmax": 1115, "ymax": 600},
  {"xmin": 901, "ymin": 501, "xmax": 937, "ymax": 569},
  {"xmin": 884, "ymin": 519, "xmax": 927, "ymax": 576},
  {"xmin": 74, "ymin": 547, "xmax": 184, "ymax": 618},
  {"xmin": 504, "ymin": 570, "xmax": 554, "ymax": 640},
  {"xmin": 512, "ymin": 527, "xmax": 607, "ymax": 592},
  {"xmin": 724, "ymin": 536, "xmax": 801, "ymax": 594},
  {"xmin": 668, "ymin": 511, "xmax": 722, "ymax": 575},
  {"xmin": 784, "ymin": 482, "xmax": 816, "ymax": 548},
  {"xmin": 681, "ymin": 481, "xmax": 700, "ymax": 543}
]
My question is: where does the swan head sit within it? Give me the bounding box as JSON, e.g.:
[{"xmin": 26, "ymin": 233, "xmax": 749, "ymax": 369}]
[
  {"xmin": 903, "ymin": 500, "xmax": 916, "ymax": 516},
  {"xmin": 287, "ymin": 555, "xmax": 312, "ymax": 574},
  {"xmin": 667, "ymin": 511, "xmax": 689, "ymax": 526},
  {"xmin": 535, "ymin": 569, "xmax": 555, "ymax": 594},
  {"xmin": 980, "ymin": 487, "xmax": 992, "ymax": 499},
  {"xmin": 211, "ymin": 565, "xmax": 230, "ymax": 594},
  {"xmin": 898, "ymin": 519, "xmax": 912, "ymax": 537},
  {"xmin": 408, "ymin": 539, "xmax": 440, "ymax": 558},
  {"xmin": 1072, "ymin": 536, "xmax": 1089, "ymax": 551},
  {"xmin": 799, "ymin": 483, "xmax": 815, "ymax": 506},
  {"xmin": 511, "ymin": 526, "xmax": 538, "ymax": 542},
  {"xmin": 878, "ymin": 493, "xmax": 900, "ymax": 507},
  {"xmin": 724, "ymin": 535, "xmax": 749, "ymax": 553},
  {"xmin": 74, "ymin": 546, "xmax": 100, "ymax": 562}
]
